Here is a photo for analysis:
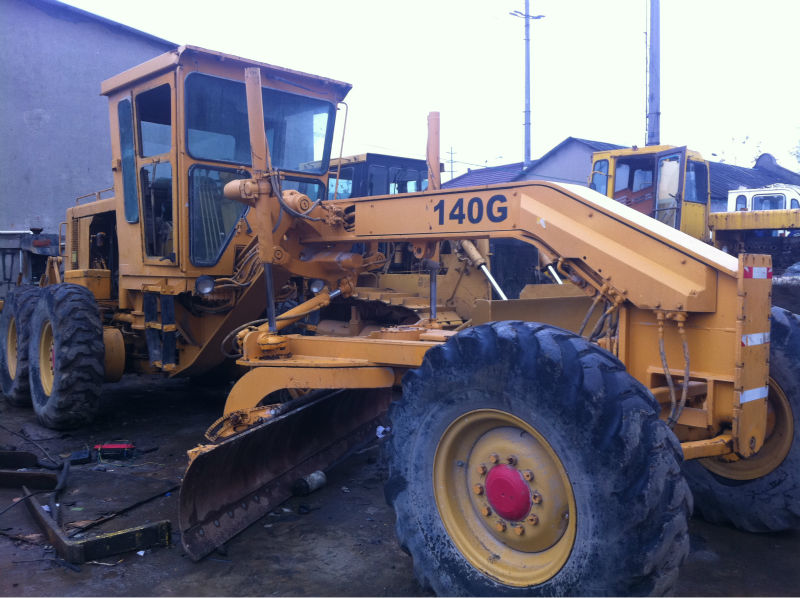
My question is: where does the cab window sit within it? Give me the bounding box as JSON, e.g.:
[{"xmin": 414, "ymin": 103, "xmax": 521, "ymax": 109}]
[
  {"xmin": 684, "ymin": 160, "xmax": 708, "ymax": 204},
  {"xmin": 136, "ymin": 84, "xmax": 172, "ymax": 157},
  {"xmin": 589, "ymin": 159, "xmax": 608, "ymax": 195},
  {"xmin": 736, "ymin": 195, "xmax": 747, "ymax": 210},
  {"xmin": 389, "ymin": 167, "xmax": 421, "ymax": 194},
  {"xmin": 329, "ymin": 166, "xmax": 354, "ymax": 199},
  {"xmin": 753, "ymin": 194, "xmax": 786, "ymax": 210},
  {"xmin": 118, "ymin": 99, "xmax": 138, "ymax": 223},
  {"xmin": 367, "ymin": 165, "xmax": 388, "ymax": 195}
]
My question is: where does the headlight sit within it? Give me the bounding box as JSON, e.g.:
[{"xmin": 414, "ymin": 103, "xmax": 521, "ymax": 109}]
[
  {"xmin": 195, "ymin": 275, "xmax": 215, "ymax": 295},
  {"xmin": 309, "ymin": 279, "xmax": 325, "ymax": 294}
]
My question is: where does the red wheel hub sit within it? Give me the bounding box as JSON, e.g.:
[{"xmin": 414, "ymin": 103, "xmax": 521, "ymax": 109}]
[{"xmin": 485, "ymin": 464, "xmax": 531, "ymax": 521}]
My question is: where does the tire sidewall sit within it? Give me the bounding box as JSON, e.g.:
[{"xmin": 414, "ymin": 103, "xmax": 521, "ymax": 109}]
[
  {"xmin": 0, "ymin": 286, "xmax": 40, "ymax": 403},
  {"xmin": 28, "ymin": 286, "xmax": 60, "ymax": 420},
  {"xmin": 27, "ymin": 284, "xmax": 103, "ymax": 429},
  {"xmin": 390, "ymin": 323, "xmax": 686, "ymax": 596}
]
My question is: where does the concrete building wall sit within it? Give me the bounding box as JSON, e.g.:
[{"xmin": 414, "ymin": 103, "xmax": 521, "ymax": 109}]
[{"xmin": 0, "ymin": 0, "xmax": 175, "ymax": 232}]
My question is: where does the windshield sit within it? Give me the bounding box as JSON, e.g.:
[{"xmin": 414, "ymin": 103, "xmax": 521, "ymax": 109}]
[{"xmin": 185, "ymin": 73, "xmax": 335, "ymax": 174}]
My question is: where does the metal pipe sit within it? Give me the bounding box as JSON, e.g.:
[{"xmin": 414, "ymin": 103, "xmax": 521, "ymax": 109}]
[
  {"xmin": 459, "ymin": 240, "xmax": 509, "ymax": 300},
  {"xmin": 480, "ymin": 265, "xmax": 508, "ymax": 301},
  {"xmin": 426, "ymin": 260, "xmax": 440, "ymax": 320},
  {"xmin": 547, "ymin": 264, "xmax": 563, "ymax": 284},
  {"xmin": 646, "ymin": 0, "xmax": 661, "ymax": 145},
  {"xmin": 333, "ymin": 102, "xmax": 349, "ymax": 200},
  {"xmin": 264, "ymin": 263, "xmax": 277, "ymax": 333}
]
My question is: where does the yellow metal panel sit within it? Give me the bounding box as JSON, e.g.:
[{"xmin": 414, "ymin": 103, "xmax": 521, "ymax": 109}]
[
  {"xmin": 733, "ymin": 254, "xmax": 772, "ymax": 456},
  {"xmin": 347, "ymin": 181, "xmax": 735, "ymax": 312},
  {"xmin": 709, "ymin": 209, "xmax": 800, "ymax": 231},
  {"xmin": 223, "ymin": 365, "xmax": 394, "ymax": 414},
  {"xmin": 470, "ymin": 296, "xmax": 598, "ymax": 333},
  {"xmin": 680, "ymin": 201, "xmax": 709, "ymax": 241},
  {"xmin": 64, "ymin": 269, "xmax": 112, "ymax": 300}
]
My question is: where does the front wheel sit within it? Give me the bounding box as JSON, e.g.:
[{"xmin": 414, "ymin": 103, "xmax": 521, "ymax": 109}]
[
  {"xmin": 28, "ymin": 284, "xmax": 104, "ymax": 429},
  {"xmin": 682, "ymin": 306, "xmax": 800, "ymax": 532},
  {"xmin": 386, "ymin": 321, "xmax": 692, "ymax": 596}
]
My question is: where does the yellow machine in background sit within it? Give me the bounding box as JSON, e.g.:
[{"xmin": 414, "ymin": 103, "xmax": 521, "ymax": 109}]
[
  {"xmin": 1, "ymin": 46, "xmax": 798, "ymax": 596},
  {"xmin": 589, "ymin": 145, "xmax": 710, "ymax": 240},
  {"xmin": 589, "ymin": 146, "xmax": 800, "ymax": 275}
]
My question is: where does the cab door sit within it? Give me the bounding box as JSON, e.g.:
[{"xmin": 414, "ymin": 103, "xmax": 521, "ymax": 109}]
[
  {"xmin": 681, "ymin": 159, "xmax": 710, "ymax": 241},
  {"xmin": 652, "ymin": 147, "xmax": 686, "ymax": 230},
  {"xmin": 132, "ymin": 73, "xmax": 179, "ymax": 268}
]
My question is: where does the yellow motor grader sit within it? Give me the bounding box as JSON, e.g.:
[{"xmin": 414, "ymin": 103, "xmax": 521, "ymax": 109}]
[{"xmin": 1, "ymin": 46, "xmax": 798, "ymax": 596}]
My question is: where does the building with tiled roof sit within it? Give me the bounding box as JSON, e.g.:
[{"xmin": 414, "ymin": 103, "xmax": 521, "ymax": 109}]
[
  {"xmin": 443, "ymin": 137, "xmax": 625, "ymax": 189},
  {"xmin": 444, "ymin": 137, "xmax": 800, "ymax": 215}
]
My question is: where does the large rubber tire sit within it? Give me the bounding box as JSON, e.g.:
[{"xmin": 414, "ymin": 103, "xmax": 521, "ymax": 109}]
[
  {"xmin": 682, "ymin": 306, "xmax": 800, "ymax": 532},
  {"xmin": 28, "ymin": 284, "xmax": 104, "ymax": 429},
  {"xmin": 386, "ymin": 321, "xmax": 692, "ymax": 596},
  {"xmin": 0, "ymin": 285, "xmax": 41, "ymax": 406}
]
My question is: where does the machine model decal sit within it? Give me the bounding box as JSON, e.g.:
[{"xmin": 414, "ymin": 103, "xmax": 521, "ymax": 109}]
[{"xmin": 433, "ymin": 194, "xmax": 508, "ymax": 226}]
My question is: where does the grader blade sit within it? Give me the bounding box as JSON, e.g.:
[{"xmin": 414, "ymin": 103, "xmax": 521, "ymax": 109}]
[{"xmin": 179, "ymin": 388, "xmax": 391, "ymax": 560}]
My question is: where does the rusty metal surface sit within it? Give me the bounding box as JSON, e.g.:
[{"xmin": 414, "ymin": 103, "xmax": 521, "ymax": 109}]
[
  {"xmin": 0, "ymin": 450, "xmax": 41, "ymax": 468},
  {"xmin": 0, "ymin": 451, "xmax": 58, "ymax": 489},
  {"xmin": 23, "ymin": 486, "xmax": 170, "ymax": 564},
  {"xmin": 179, "ymin": 388, "xmax": 391, "ymax": 560},
  {"xmin": 0, "ymin": 470, "xmax": 58, "ymax": 490}
]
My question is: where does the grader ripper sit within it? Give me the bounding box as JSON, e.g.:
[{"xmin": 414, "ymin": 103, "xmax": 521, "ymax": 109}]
[{"xmin": 1, "ymin": 46, "xmax": 798, "ymax": 595}]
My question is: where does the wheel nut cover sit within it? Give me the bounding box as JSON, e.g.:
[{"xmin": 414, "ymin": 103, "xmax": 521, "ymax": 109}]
[{"xmin": 485, "ymin": 464, "xmax": 531, "ymax": 521}]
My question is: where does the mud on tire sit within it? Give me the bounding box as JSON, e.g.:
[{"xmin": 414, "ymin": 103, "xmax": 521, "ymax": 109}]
[
  {"xmin": 386, "ymin": 321, "xmax": 692, "ymax": 596},
  {"xmin": 0, "ymin": 285, "xmax": 41, "ymax": 406},
  {"xmin": 28, "ymin": 283, "xmax": 104, "ymax": 429},
  {"xmin": 682, "ymin": 306, "xmax": 800, "ymax": 532}
]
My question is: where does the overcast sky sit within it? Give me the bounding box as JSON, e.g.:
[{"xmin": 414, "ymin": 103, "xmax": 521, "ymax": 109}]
[{"xmin": 61, "ymin": 0, "xmax": 800, "ymax": 180}]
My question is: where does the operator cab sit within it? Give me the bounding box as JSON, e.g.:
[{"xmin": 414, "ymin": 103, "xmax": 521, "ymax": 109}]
[
  {"xmin": 327, "ymin": 153, "xmax": 436, "ymax": 199},
  {"xmin": 589, "ymin": 146, "xmax": 710, "ymax": 241},
  {"xmin": 102, "ymin": 45, "xmax": 351, "ymax": 280}
]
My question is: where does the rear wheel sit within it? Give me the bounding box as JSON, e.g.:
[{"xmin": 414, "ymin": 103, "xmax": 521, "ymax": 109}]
[
  {"xmin": 386, "ymin": 321, "xmax": 692, "ymax": 596},
  {"xmin": 682, "ymin": 306, "xmax": 800, "ymax": 532},
  {"xmin": 0, "ymin": 285, "xmax": 41, "ymax": 406},
  {"xmin": 28, "ymin": 284, "xmax": 104, "ymax": 429}
]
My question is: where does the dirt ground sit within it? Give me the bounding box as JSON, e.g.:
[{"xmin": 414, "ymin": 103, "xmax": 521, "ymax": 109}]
[{"xmin": 1, "ymin": 374, "xmax": 798, "ymax": 597}]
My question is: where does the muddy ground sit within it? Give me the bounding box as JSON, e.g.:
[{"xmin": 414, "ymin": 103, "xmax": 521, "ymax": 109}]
[{"xmin": 0, "ymin": 374, "xmax": 798, "ymax": 597}]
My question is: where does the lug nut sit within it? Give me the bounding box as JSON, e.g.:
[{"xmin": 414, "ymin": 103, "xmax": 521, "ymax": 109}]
[
  {"xmin": 532, "ymin": 491, "xmax": 542, "ymax": 504},
  {"xmin": 477, "ymin": 463, "xmax": 487, "ymax": 475},
  {"xmin": 495, "ymin": 520, "xmax": 506, "ymax": 532},
  {"xmin": 522, "ymin": 469, "xmax": 534, "ymax": 481},
  {"xmin": 527, "ymin": 514, "xmax": 539, "ymax": 526},
  {"xmin": 489, "ymin": 453, "xmax": 499, "ymax": 464},
  {"xmin": 473, "ymin": 483, "xmax": 484, "ymax": 495},
  {"xmin": 481, "ymin": 505, "xmax": 492, "ymax": 517},
  {"xmin": 513, "ymin": 524, "xmax": 525, "ymax": 536},
  {"xmin": 505, "ymin": 455, "xmax": 517, "ymax": 466}
]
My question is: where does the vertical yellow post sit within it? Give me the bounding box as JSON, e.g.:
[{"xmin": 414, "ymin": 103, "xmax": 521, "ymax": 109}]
[{"xmin": 243, "ymin": 67, "xmax": 275, "ymax": 264}]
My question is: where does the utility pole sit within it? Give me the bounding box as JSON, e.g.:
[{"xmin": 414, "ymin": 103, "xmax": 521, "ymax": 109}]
[
  {"xmin": 510, "ymin": 2, "xmax": 545, "ymax": 169},
  {"xmin": 646, "ymin": 0, "xmax": 660, "ymax": 146},
  {"xmin": 447, "ymin": 146, "xmax": 455, "ymax": 182}
]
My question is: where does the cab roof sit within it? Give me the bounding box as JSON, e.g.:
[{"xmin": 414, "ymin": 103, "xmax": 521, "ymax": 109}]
[{"xmin": 100, "ymin": 45, "xmax": 352, "ymax": 101}]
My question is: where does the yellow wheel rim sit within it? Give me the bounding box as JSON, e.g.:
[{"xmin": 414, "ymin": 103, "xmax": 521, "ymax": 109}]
[
  {"xmin": 433, "ymin": 409, "xmax": 576, "ymax": 587},
  {"xmin": 702, "ymin": 377, "xmax": 794, "ymax": 480},
  {"xmin": 7, "ymin": 317, "xmax": 18, "ymax": 380},
  {"xmin": 39, "ymin": 320, "xmax": 54, "ymax": 396}
]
